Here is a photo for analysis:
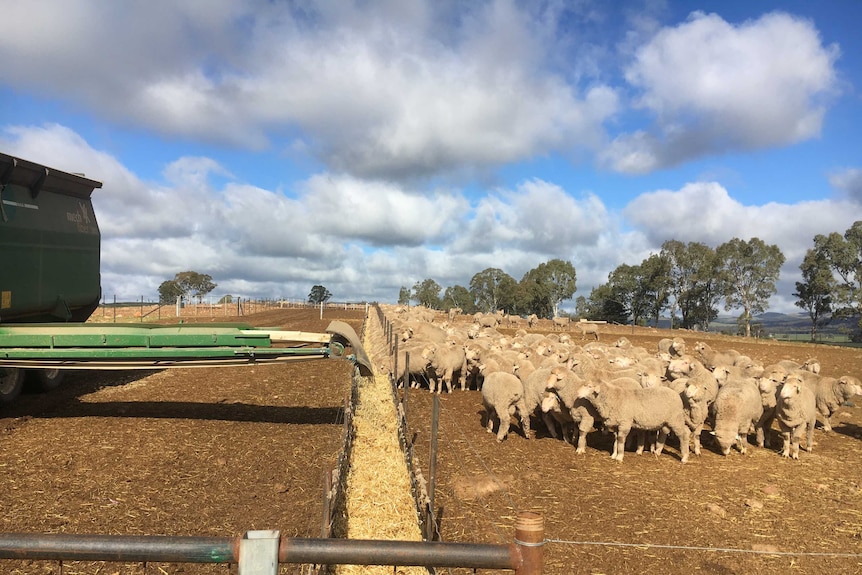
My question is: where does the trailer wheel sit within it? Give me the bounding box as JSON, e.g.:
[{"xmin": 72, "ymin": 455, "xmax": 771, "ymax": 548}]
[
  {"xmin": 0, "ymin": 368, "xmax": 24, "ymax": 404},
  {"xmin": 27, "ymin": 369, "xmax": 65, "ymax": 392}
]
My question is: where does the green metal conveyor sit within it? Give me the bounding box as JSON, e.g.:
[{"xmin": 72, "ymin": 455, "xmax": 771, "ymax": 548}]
[{"xmin": 0, "ymin": 320, "xmax": 373, "ymax": 375}]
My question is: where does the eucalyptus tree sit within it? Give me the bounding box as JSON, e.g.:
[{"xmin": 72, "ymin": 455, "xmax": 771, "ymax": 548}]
[
  {"xmin": 520, "ymin": 259, "xmax": 577, "ymax": 318},
  {"xmin": 398, "ymin": 286, "xmax": 411, "ymax": 306},
  {"xmin": 160, "ymin": 271, "xmax": 217, "ymax": 304},
  {"xmin": 661, "ymin": 240, "xmax": 722, "ymax": 330},
  {"xmin": 586, "ymin": 283, "xmax": 630, "ymax": 325},
  {"xmin": 441, "ymin": 284, "xmax": 476, "ymax": 314},
  {"xmin": 469, "ymin": 268, "xmax": 516, "ymax": 313},
  {"xmin": 812, "ymin": 221, "xmax": 862, "ymax": 335},
  {"xmin": 640, "ymin": 253, "xmax": 673, "ymax": 327},
  {"xmin": 412, "ymin": 278, "xmax": 442, "ymax": 309},
  {"xmin": 716, "ymin": 237, "xmax": 785, "ymax": 337},
  {"xmin": 307, "ymin": 285, "xmax": 332, "ymax": 304},
  {"xmin": 793, "ymin": 249, "xmax": 834, "ymax": 341}
]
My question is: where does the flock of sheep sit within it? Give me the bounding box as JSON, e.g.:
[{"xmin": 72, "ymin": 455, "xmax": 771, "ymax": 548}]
[{"xmin": 381, "ymin": 305, "xmax": 862, "ymax": 463}]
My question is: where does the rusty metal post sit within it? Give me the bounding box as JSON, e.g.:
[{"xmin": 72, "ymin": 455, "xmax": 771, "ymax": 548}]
[
  {"xmin": 513, "ymin": 511, "xmax": 544, "ymax": 575},
  {"xmin": 427, "ymin": 393, "xmax": 439, "ymax": 540},
  {"xmin": 393, "ymin": 339, "xmax": 399, "ymax": 388},
  {"xmin": 403, "ymin": 351, "xmax": 410, "ymax": 413}
]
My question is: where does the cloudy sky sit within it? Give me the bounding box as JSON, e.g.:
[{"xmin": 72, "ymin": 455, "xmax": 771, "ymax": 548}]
[{"xmin": 1, "ymin": 0, "xmax": 860, "ymax": 314}]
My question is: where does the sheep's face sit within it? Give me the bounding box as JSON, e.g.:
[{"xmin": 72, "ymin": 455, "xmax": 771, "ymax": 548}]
[
  {"xmin": 838, "ymin": 376, "xmax": 862, "ymax": 396},
  {"xmin": 684, "ymin": 383, "xmax": 702, "ymax": 400},
  {"xmin": 546, "ymin": 369, "xmax": 566, "ymax": 391},
  {"xmin": 780, "ymin": 382, "xmax": 803, "ymax": 400},
  {"xmin": 577, "ymin": 383, "xmax": 598, "ymax": 399},
  {"xmin": 668, "ymin": 358, "xmax": 691, "ymax": 374},
  {"xmin": 541, "ymin": 392, "xmax": 561, "ymax": 413},
  {"xmin": 712, "ymin": 427, "xmax": 737, "ymax": 455}
]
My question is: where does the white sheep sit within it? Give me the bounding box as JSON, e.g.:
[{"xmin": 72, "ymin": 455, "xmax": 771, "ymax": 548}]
[
  {"xmin": 577, "ymin": 322, "xmax": 600, "ymax": 340},
  {"xmin": 776, "ymin": 373, "xmax": 817, "ymax": 459},
  {"xmin": 481, "ymin": 371, "xmax": 529, "ymax": 442},
  {"xmin": 803, "ymin": 373, "xmax": 862, "ymax": 432},
  {"xmin": 577, "ymin": 381, "xmax": 690, "ymax": 463},
  {"xmin": 421, "ymin": 343, "xmax": 467, "ymax": 393},
  {"xmin": 540, "ymin": 391, "xmax": 575, "ymax": 444},
  {"xmin": 545, "ymin": 366, "xmax": 601, "ymax": 454},
  {"xmin": 552, "ymin": 316, "xmax": 570, "ymax": 331},
  {"xmin": 710, "ymin": 382, "xmax": 764, "ymax": 455},
  {"xmin": 693, "ymin": 341, "xmax": 740, "ymax": 370},
  {"xmin": 658, "ymin": 337, "xmax": 686, "ymax": 357},
  {"xmin": 756, "ymin": 376, "xmax": 782, "ymax": 448}
]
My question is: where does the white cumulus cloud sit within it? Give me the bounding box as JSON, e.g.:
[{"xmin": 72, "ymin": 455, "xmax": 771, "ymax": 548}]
[{"xmin": 604, "ymin": 11, "xmax": 839, "ymax": 173}]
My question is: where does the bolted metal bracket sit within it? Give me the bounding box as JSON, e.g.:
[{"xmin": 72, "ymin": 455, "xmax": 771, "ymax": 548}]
[{"xmin": 238, "ymin": 530, "xmax": 280, "ymax": 575}]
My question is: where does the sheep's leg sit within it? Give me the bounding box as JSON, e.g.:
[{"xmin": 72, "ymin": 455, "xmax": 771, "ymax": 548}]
[
  {"xmin": 675, "ymin": 424, "xmax": 690, "ymax": 463},
  {"xmin": 804, "ymin": 421, "xmax": 815, "ymax": 452},
  {"xmin": 562, "ymin": 422, "xmax": 574, "ymax": 444},
  {"xmin": 736, "ymin": 426, "xmax": 749, "ymax": 455},
  {"xmin": 516, "ymin": 399, "xmax": 532, "ymax": 440},
  {"xmin": 443, "ymin": 368, "xmax": 454, "ymax": 393},
  {"xmin": 790, "ymin": 426, "xmax": 801, "ymax": 459},
  {"xmin": 484, "ymin": 407, "xmax": 495, "ymax": 435},
  {"xmin": 613, "ymin": 426, "xmax": 630, "ymax": 462},
  {"xmin": 779, "ymin": 430, "xmax": 791, "ymax": 458},
  {"xmin": 542, "ymin": 412, "xmax": 560, "ymax": 440},
  {"xmin": 692, "ymin": 424, "xmax": 704, "ymax": 456},
  {"xmin": 494, "ymin": 404, "xmax": 512, "ymax": 442},
  {"xmin": 653, "ymin": 427, "xmax": 669, "ymax": 457},
  {"xmin": 755, "ymin": 425, "xmax": 766, "ymax": 448},
  {"xmin": 635, "ymin": 430, "xmax": 646, "ymax": 455}
]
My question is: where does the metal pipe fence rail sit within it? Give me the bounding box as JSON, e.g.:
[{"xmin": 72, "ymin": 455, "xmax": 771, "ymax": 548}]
[{"xmin": 0, "ymin": 514, "xmax": 544, "ymax": 574}]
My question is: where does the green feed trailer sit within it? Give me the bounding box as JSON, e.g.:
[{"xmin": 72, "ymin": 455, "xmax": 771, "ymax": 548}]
[
  {"xmin": 0, "ymin": 151, "xmax": 102, "ymax": 323},
  {"xmin": 0, "ymin": 152, "xmax": 371, "ymax": 406}
]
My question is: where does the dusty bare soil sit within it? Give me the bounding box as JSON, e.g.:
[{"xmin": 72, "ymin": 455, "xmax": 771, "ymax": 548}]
[{"xmin": 3, "ymin": 310, "xmax": 862, "ymax": 575}]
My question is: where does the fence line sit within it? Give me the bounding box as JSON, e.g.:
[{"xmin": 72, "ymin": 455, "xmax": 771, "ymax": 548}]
[{"xmin": 92, "ymin": 297, "xmax": 369, "ymax": 323}]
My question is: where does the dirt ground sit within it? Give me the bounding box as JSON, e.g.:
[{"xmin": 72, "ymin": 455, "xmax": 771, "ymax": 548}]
[{"xmin": 2, "ymin": 309, "xmax": 862, "ymax": 575}]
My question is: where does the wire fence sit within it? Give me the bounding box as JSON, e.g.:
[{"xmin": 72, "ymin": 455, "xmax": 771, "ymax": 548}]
[{"xmin": 90, "ymin": 296, "xmax": 368, "ymax": 323}]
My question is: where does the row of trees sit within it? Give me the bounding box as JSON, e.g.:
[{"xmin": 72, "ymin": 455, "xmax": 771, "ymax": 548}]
[
  {"xmin": 400, "ymin": 222, "xmax": 862, "ymax": 339},
  {"xmin": 399, "ymin": 259, "xmax": 578, "ymax": 321},
  {"xmin": 158, "ymin": 273, "xmax": 336, "ymax": 306}
]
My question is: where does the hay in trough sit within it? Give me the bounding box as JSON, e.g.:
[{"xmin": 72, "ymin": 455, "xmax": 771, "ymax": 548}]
[{"xmin": 336, "ymin": 314, "xmax": 426, "ymax": 575}]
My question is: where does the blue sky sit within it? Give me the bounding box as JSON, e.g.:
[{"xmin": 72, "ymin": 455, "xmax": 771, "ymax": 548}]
[{"xmin": 1, "ymin": 0, "xmax": 860, "ymax": 313}]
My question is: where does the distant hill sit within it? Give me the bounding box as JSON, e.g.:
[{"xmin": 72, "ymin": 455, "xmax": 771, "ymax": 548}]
[{"xmin": 654, "ymin": 312, "xmax": 857, "ymax": 339}]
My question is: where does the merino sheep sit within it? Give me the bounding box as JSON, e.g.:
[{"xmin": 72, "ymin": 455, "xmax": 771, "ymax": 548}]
[
  {"xmin": 776, "ymin": 373, "xmax": 817, "ymax": 459},
  {"xmin": 421, "ymin": 343, "xmax": 467, "ymax": 393},
  {"xmin": 710, "ymin": 382, "xmax": 764, "ymax": 455},
  {"xmin": 577, "ymin": 381, "xmax": 690, "ymax": 463},
  {"xmin": 552, "ymin": 316, "xmax": 570, "ymax": 331},
  {"xmin": 545, "ymin": 366, "xmax": 601, "ymax": 454},
  {"xmin": 693, "ymin": 341, "xmax": 740, "ymax": 370},
  {"xmin": 540, "ymin": 391, "xmax": 575, "ymax": 444},
  {"xmin": 658, "ymin": 337, "xmax": 686, "ymax": 357},
  {"xmin": 803, "ymin": 373, "xmax": 862, "ymax": 431},
  {"xmin": 756, "ymin": 377, "xmax": 782, "ymax": 448},
  {"xmin": 481, "ymin": 372, "xmax": 529, "ymax": 442},
  {"xmin": 577, "ymin": 322, "xmax": 600, "ymax": 341}
]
